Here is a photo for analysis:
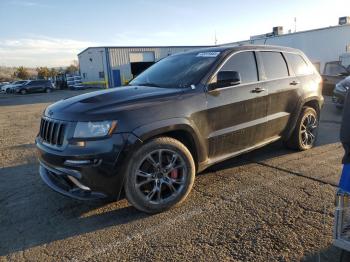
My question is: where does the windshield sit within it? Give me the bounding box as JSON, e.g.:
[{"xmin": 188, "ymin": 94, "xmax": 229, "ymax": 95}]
[{"xmin": 129, "ymin": 52, "xmax": 220, "ymax": 88}]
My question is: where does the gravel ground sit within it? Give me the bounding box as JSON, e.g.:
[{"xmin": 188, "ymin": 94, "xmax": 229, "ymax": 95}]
[{"xmin": 0, "ymin": 90, "xmax": 345, "ymax": 261}]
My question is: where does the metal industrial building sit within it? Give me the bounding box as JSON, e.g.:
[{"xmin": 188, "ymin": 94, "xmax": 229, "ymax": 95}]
[
  {"xmin": 78, "ymin": 17, "xmax": 350, "ymax": 87},
  {"xmin": 78, "ymin": 46, "xmax": 210, "ymax": 87},
  {"xmin": 223, "ymin": 17, "xmax": 350, "ymax": 73}
]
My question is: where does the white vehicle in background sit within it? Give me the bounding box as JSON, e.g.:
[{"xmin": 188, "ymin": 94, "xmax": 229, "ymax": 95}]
[{"xmin": 0, "ymin": 80, "xmax": 30, "ymax": 93}]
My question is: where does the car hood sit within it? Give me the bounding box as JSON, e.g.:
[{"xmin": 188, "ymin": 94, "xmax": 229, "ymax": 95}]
[{"xmin": 45, "ymin": 85, "xmax": 185, "ymax": 121}]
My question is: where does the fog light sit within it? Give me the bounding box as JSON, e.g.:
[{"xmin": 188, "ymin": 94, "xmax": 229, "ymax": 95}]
[{"xmin": 71, "ymin": 141, "xmax": 86, "ymax": 147}]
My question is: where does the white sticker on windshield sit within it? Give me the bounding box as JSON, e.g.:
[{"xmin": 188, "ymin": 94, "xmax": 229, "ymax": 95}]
[{"xmin": 196, "ymin": 52, "xmax": 220, "ymax": 57}]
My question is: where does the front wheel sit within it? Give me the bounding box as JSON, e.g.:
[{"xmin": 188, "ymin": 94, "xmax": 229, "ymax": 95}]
[
  {"xmin": 45, "ymin": 88, "xmax": 52, "ymax": 93},
  {"xmin": 20, "ymin": 89, "xmax": 27, "ymax": 95},
  {"xmin": 285, "ymin": 106, "xmax": 319, "ymax": 150},
  {"xmin": 125, "ymin": 137, "xmax": 195, "ymax": 213}
]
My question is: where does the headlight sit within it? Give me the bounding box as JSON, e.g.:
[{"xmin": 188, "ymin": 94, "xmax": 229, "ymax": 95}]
[{"xmin": 73, "ymin": 120, "xmax": 117, "ymax": 138}]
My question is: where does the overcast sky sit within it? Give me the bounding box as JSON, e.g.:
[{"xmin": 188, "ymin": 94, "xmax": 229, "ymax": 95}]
[{"xmin": 0, "ymin": 0, "xmax": 349, "ymax": 67}]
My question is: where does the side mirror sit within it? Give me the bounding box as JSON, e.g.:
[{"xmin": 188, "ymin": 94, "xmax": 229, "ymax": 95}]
[{"xmin": 214, "ymin": 71, "xmax": 241, "ymax": 89}]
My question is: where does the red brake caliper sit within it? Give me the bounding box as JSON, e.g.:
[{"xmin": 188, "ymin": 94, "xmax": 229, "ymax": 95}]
[{"xmin": 170, "ymin": 169, "xmax": 178, "ymax": 179}]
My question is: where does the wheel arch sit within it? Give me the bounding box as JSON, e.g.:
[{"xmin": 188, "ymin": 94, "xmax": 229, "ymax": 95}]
[
  {"xmin": 132, "ymin": 118, "xmax": 207, "ymax": 168},
  {"xmin": 283, "ymin": 96, "xmax": 323, "ymax": 140}
]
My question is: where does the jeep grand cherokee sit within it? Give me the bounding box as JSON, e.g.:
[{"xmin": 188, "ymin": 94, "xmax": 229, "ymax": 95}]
[{"xmin": 36, "ymin": 45, "xmax": 324, "ymax": 213}]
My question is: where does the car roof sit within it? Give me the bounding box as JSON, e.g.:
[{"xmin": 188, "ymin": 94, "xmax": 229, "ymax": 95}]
[{"xmin": 181, "ymin": 44, "xmax": 301, "ymax": 56}]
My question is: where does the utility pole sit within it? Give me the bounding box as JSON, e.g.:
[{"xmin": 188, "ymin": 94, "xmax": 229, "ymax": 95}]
[
  {"xmin": 214, "ymin": 31, "xmax": 218, "ymax": 45},
  {"xmin": 294, "ymin": 17, "xmax": 297, "ymax": 32}
]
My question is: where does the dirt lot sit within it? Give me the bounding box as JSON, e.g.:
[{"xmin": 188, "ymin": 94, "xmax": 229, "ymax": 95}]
[{"xmin": 0, "ymin": 90, "xmax": 345, "ymax": 261}]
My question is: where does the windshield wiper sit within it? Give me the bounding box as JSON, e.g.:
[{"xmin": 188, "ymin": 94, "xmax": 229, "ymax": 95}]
[{"xmin": 134, "ymin": 82, "xmax": 160, "ymax": 87}]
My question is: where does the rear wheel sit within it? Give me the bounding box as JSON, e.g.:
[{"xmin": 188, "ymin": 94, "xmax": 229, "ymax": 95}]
[
  {"xmin": 285, "ymin": 106, "xmax": 319, "ymax": 150},
  {"xmin": 6, "ymin": 88, "xmax": 11, "ymax": 94},
  {"xmin": 45, "ymin": 88, "xmax": 52, "ymax": 93},
  {"xmin": 125, "ymin": 137, "xmax": 195, "ymax": 213},
  {"xmin": 20, "ymin": 89, "xmax": 27, "ymax": 95}
]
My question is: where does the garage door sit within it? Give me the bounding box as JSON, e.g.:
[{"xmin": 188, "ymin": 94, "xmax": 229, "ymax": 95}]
[{"xmin": 129, "ymin": 52, "xmax": 155, "ymax": 63}]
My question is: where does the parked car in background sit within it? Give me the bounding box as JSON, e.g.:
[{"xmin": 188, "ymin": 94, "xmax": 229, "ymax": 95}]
[
  {"xmin": 1, "ymin": 80, "xmax": 30, "ymax": 93},
  {"xmin": 0, "ymin": 82, "xmax": 10, "ymax": 88},
  {"xmin": 13, "ymin": 80, "xmax": 54, "ymax": 95},
  {"xmin": 322, "ymin": 61, "xmax": 350, "ymax": 95},
  {"xmin": 36, "ymin": 45, "xmax": 323, "ymax": 213},
  {"xmin": 333, "ymin": 76, "xmax": 350, "ymax": 109}
]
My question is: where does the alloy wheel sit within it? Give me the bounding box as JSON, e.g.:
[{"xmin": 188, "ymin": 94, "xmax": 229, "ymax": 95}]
[
  {"xmin": 300, "ymin": 114, "xmax": 318, "ymax": 147},
  {"xmin": 135, "ymin": 149, "xmax": 187, "ymax": 204}
]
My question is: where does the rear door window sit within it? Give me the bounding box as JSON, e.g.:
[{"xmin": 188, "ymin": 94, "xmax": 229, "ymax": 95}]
[
  {"xmin": 220, "ymin": 51, "xmax": 258, "ymax": 84},
  {"xmin": 284, "ymin": 53, "xmax": 312, "ymax": 76},
  {"xmin": 259, "ymin": 51, "xmax": 289, "ymax": 80}
]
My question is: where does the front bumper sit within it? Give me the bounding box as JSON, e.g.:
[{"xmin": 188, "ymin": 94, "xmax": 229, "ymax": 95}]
[
  {"xmin": 36, "ymin": 132, "xmax": 142, "ymax": 200},
  {"xmin": 39, "ymin": 160, "xmax": 107, "ymax": 200}
]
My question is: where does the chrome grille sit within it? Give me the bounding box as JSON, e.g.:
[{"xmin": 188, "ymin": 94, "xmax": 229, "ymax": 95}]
[{"xmin": 39, "ymin": 118, "xmax": 66, "ymax": 146}]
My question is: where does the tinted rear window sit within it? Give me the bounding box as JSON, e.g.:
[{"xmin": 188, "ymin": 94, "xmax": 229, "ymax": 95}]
[
  {"xmin": 260, "ymin": 51, "xmax": 289, "ymax": 80},
  {"xmin": 284, "ymin": 53, "xmax": 312, "ymax": 75},
  {"xmin": 220, "ymin": 51, "xmax": 258, "ymax": 84}
]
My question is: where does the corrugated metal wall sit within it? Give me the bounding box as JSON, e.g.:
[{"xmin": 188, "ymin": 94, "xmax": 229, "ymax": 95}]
[{"xmin": 108, "ymin": 47, "xmax": 205, "ymax": 85}]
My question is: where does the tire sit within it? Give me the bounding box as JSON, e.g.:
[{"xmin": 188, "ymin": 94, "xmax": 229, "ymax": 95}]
[
  {"xmin": 6, "ymin": 88, "xmax": 11, "ymax": 94},
  {"xmin": 20, "ymin": 89, "xmax": 27, "ymax": 95},
  {"xmin": 125, "ymin": 137, "xmax": 195, "ymax": 213},
  {"xmin": 45, "ymin": 88, "xmax": 52, "ymax": 93},
  {"xmin": 285, "ymin": 106, "xmax": 319, "ymax": 151}
]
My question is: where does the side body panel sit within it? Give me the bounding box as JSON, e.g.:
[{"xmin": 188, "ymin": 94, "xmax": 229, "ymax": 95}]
[{"xmin": 205, "ymin": 84, "xmax": 268, "ymax": 158}]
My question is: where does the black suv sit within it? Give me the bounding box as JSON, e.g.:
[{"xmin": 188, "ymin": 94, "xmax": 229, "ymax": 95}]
[
  {"xmin": 14, "ymin": 80, "xmax": 54, "ymax": 94},
  {"xmin": 36, "ymin": 45, "xmax": 323, "ymax": 213}
]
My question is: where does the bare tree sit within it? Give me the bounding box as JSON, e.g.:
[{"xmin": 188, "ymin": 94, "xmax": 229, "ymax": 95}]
[{"xmin": 16, "ymin": 66, "xmax": 29, "ymax": 79}]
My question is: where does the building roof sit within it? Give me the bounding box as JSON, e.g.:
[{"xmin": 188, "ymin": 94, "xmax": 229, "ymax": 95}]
[
  {"xmin": 77, "ymin": 45, "xmax": 213, "ymax": 56},
  {"xmin": 179, "ymin": 44, "xmax": 301, "ymax": 54},
  {"xmin": 77, "ymin": 23, "xmax": 350, "ymax": 56},
  {"xmin": 227, "ymin": 23, "xmax": 350, "ymax": 45}
]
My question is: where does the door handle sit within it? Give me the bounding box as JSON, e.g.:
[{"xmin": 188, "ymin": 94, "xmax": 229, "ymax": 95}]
[
  {"xmin": 251, "ymin": 87, "xmax": 266, "ymax": 93},
  {"xmin": 290, "ymin": 80, "xmax": 300, "ymax": 86}
]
